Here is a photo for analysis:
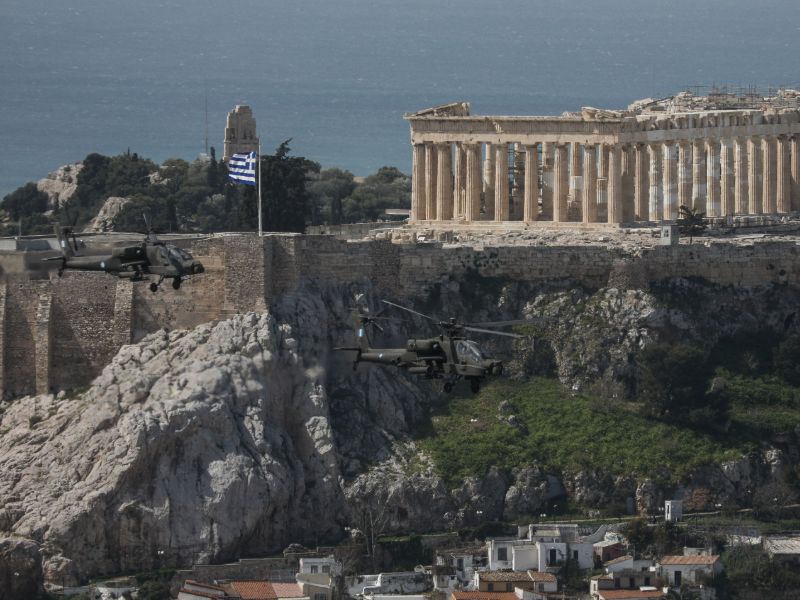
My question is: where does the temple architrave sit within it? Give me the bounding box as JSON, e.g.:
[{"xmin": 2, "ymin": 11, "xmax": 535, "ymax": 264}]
[
  {"xmin": 223, "ymin": 105, "xmax": 258, "ymax": 162},
  {"xmin": 404, "ymin": 91, "xmax": 800, "ymax": 226}
]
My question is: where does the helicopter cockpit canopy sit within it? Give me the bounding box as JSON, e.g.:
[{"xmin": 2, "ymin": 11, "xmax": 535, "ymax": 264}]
[
  {"xmin": 168, "ymin": 247, "xmax": 193, "ymax": 261},
  {"xmin": 455, "ymin": 339, "xmax": 486, "ymax": 365}
]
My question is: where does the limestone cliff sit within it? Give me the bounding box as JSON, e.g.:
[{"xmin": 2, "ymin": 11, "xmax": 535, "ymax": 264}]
[
  {"xmin": 36, "ymin": 163, "xmax": 82, "ymax": 209},
  {"xmin": 0, "ymin": 275, "xmax": 798, "ymax": 588}
]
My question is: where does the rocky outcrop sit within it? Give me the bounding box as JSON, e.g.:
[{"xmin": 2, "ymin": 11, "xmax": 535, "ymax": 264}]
[
  {"xmin": 36, "ymin": 163, "xmax": 82, "ymax": 209},
  {"xmin": 83, "ymin": 196, "xmax": 131, "ymax": 232},
  {"xmin": 0, "ymin": 313, "xmax": 348, "ymax": 580}
]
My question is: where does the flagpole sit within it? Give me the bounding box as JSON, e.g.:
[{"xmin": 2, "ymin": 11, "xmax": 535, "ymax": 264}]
[{"xmin": 257, "ymin": 140, "xmax": 262, "ymax": 237}]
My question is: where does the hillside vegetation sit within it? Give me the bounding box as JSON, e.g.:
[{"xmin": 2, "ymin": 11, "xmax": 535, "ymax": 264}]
[
  {"xmin": 0, "ymin": 146, "xmax": 410, "ymax": 235},
  {"xmin": 416, "ymin": 336, "xmax": 800, "ymax": 489}
]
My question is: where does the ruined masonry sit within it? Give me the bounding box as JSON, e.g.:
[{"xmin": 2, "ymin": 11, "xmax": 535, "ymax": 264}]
[{"xmin": 406, "ymin": 91, "xmax": 800, "ymax": 225}]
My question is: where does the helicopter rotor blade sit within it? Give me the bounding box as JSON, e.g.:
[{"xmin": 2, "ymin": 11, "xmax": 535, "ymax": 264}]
[
  {"xmin": 463, "ymin": 326, "xmax": 523, "ymax": 339},
  {"xmin": 467, "ymin": 319, "xmax": 534, "ymax": 328},
  {"xmin": 381, "ymin": 300, "xmax": 437, "ymax": 322}
]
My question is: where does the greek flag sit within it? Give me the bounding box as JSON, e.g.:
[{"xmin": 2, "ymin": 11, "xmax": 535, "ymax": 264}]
[{"xmin": 228, "ymin": 151, "xmax": 257, "ymax": 185}]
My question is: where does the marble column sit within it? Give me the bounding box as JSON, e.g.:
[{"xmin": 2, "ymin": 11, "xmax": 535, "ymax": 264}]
[
  {"xmin": 453, "ymin": 143, "xmax": 465, "ymax": 218},
  {"xmin": 720, "ymin": 141, "xmax": 734, "ymax": 217},
  {"xmin": 483, "ymin": 144, "xmax": 496, "ymax": 220},
  {"xmin": 705, "ymin": 140, "xmax": 720, "ymax": 217},
  {"xmin": 621, "ymin": 144, "xmax": 635, "ymax": 223},
  {"xmin": 569, "ymin": 141, "xmax": 582, "ymax": 205},
  {"xmin": 411, "ymin": 143, "xmax": 426, "ymax": 221},
  {"xmin": 512, "ymin": 143, "xmax": 526, "ymax": 220},
  {"xmin": 677, "ymin": 141, "xmax": 691, "ymax": 210},
  {"xmin": 596, "ymin": 144, "xmax": 608, "ymax": 220},
  {"xmin": 608, "ymin": 144, "xmax": 623, "ymax": 224},
  {"xmin": 777, "ymin": 136, "xmax": 790, "ymax": 214},
  {"xmin": 424, "ymin": 143, "xmax": 438, "ymax": 220},
  {"xmin": 494, "ymin": 143, "xmax": 509, "ymax": 221},
  {"xmin": 464, "ymin": 143, "xmax": 481, "ymax": 222},
  {"xmin": 553, "ymin": 144, "xmax": 568, "ymax": 222},
  {"xmin": 541, "ymin": 143, "xmax": 554, "ymax": 220},
  {"xmin": 648, "ymin": 142, "xmax": 662, "ymax": 221},
  {"xmin": 662, "ymin": 142, "xmax": 677, "ymax": 221},
  {"xmin": 762, "ymin": 136, "xmax": 776, "ymax": 214},
  {"xmin": 734, "ymin": 138, "xmax": 748, "ymax": 215},
  {"xmin": 582, "ymin": 144, "xmax": 597, "ymax": 223},
  {"xmin": 436, "ymin": 143, "xmax": 453, "ymax": 220},
  {"xmin": 524, "ymin": 144, "xmax": 539, "ymax": 222},
  {"xmin": 748, "ymin": 137, "xmax": 762, "ymax": 214},
  {"xmin": 692, "ymin": 139, "xmax": 706, "ymax": 213},
  {"xmin": 634, "ymin": 144, "xmax": 648, "ymax": 221},
  {"xmin": 791, "ymin": 136, "xmax": 800, "ymax": 211}
]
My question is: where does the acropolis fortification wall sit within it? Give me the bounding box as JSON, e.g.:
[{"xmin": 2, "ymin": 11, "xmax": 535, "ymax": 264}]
[{"xmin": 0, "ymin": 232, "xmax": 798, "ymax": 398}]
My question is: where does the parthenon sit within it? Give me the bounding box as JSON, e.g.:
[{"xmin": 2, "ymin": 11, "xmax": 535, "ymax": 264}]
[{"xmin": 405, "ymin": 90, "xmax": 800, "ymax": 226}]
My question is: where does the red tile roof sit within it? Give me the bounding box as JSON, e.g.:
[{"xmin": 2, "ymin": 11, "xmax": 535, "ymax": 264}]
[
  {"xmin": 598, "ymin": 591, "xmax": 665, "ymax": 600},
  {"xmin": 230, "ymin": 581, "xmax": 275, "ymax": 600},
  {"xmin": 453, "ymin": 592, "xmax": 518, "ymax": 600},
  {"xmin": 526, "ymin": 571, "xmax": 557, "ymax": 583},
  {"xmin": 479, "ymin": 571, "xmax": 533, "ymax": 582},
  {"xmin": 659, "ymin": 555, "xmax": 718, "ymax": 566},
  {"xmin": 270, "ymin": 583, "xmax": 305, "ymax": 598}
]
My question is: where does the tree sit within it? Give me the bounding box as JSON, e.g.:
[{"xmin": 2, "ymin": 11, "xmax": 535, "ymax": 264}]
[
  {"xmin": 259, "ymin": 140, "xmax": 319, "ymax": 232},
  {"xmin": 677, "ymin": 204, "xmax": 706, "ymax": 243},
  {"xmin": 1, "ymin": 182, "xmax": 49, "ymax": 221},
  {"xmin": 340, "ymin": 166, "xmax": 410, "ymax": 223},
  {"xmin": 307, "ymin": 168, "xmax": 357, "ymax": 225},
  {"xmin": 774, "ymin": 333, "xmax": 800, "ymax": 386},
  {"xmin": 638, "ymin": 342, "xmax": 723, "ymax": 426}
]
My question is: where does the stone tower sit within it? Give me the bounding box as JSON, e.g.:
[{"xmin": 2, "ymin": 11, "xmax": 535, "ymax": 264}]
[{"xmin": 223, "ymin": 105, "xmax": 258, "ymax": 161}]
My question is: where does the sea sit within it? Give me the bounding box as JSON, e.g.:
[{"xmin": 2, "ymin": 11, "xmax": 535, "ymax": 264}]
[{"xmin": 1, "ymin": 0, "xmax": 800, "ymax": 197}]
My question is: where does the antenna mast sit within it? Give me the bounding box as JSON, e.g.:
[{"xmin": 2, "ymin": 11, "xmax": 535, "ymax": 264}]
[{"xmin": 204, "ymin": 84, "xmax": 209, "ymax": 156}]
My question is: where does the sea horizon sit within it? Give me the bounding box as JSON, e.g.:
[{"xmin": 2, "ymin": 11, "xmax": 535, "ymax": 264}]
[{"xmin": 2, "ymin": 0, "xmax": 800, "ymax": 197}]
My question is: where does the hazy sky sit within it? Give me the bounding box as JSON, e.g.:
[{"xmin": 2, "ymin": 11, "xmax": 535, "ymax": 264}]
[{"xmin": 2, "ymin": 0, "xmax": 799, "ymax": 195}]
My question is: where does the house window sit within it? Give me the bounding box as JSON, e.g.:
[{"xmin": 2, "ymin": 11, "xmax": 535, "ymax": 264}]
[
  {"xmin": 549, "ymin": 549, "xmax": 557, "ymax": 565},
  {"xmin": 497, "ymin": 547, "xmax": 508, "ymax": 562},
  {"xmin": 322, "ymin": 565, "xmax": 330, "ymax": 574},
  {"xmin": 614, "ymin": 578, "xmax": 620, "ymax": 589},
  {"xmin": 629, "ymin": 577, "xmax": 635, "ymax": 589},
  {"xmin": 457, "ymin": 558, "xmax": 464, "ymax": 570},
  {"xmin": 573, "ymin": 550, "xmax": 579, "ymax": 561},
  {"xmin": 311, "ymin": 565, "xmax": 318, "ymax": 574},
  {"xmin": 506, "ymin": 584, "xmax": 513, "ymax": 592},
  {"xmin": 644, "ymin": 576, "xmax": 651, "ymax": 586},
  {"xmin": 675, "ymin": 571, "xmax": 682, "ymax": 586},
  {"xmin": 314, "ymin": 594, "xmax": 327, "ymax": 600},
  {"xmin": 488, "ymin": 583, "xmax": 495, "ymax": 592}
]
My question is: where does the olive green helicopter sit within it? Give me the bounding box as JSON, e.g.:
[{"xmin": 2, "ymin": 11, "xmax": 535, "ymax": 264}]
[
  {"xmin": 44, "ymin": 216, "xmax": 204, "ymax": 292},
  {"xmin": 336, "ymin": 300, "xmax": 524, "ymax": 393}
]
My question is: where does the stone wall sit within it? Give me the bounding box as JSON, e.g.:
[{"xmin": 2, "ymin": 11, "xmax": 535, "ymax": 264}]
[{"xmin": 0, "ymin": 233, "xmax": 799, "ymax": 397}]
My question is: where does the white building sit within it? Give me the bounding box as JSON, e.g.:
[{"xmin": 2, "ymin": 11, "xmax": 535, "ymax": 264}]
[
  {"xmin": 657, "ymin": 555, "xmax": 722, "ymax": 587},
  {"xmin": 299, "ymin": 556, "xmax": 342, "ymax": 576}
]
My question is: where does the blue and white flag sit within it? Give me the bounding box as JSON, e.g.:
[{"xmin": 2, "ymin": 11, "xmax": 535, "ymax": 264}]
[{"xmin": 228, "ymin": 151, "xmax": 257, "ymax": 185}]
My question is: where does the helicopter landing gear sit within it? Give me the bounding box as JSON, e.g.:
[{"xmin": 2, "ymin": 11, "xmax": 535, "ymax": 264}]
[
  {"xmin": 149, "ymin": 276, "xmax": 165, "ymax": 293},
  {"xmin": 172, "ymin": 277, "xmax": 182, "ymax": 290},
  {"xmin": 470, "ymin": 378, "xmax": 481, "ymax": 394}
]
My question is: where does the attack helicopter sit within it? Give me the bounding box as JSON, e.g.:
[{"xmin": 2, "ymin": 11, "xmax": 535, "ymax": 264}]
[
  {"xmin": 44, "ymin": 217, "xmax": 204, "ymax": 292},
  {"xmin": 335, "ymin": 300, "xmax": 524, "ymax": 393}
]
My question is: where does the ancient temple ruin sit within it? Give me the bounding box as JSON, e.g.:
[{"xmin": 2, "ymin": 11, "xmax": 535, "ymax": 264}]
[
  {"xmin": 405, "ymin": 90, "xmax": 800, "ymax": 226},
  {"xmin": 223, "ymin": 105, "xmax": 259, "ymax": 161}
]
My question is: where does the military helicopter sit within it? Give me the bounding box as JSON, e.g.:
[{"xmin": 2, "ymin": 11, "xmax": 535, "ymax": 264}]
[
  {"xmin": 44, "ymin": 217, "xmax": 205, "ymax": 292},
  {"xmin": 336, "ymin": 300, "xmax": 523, "ymax": 393}
]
